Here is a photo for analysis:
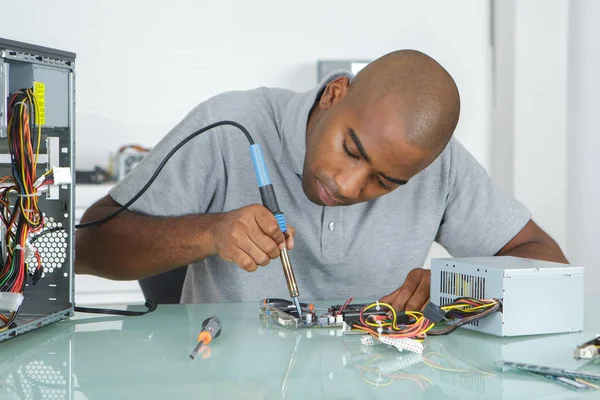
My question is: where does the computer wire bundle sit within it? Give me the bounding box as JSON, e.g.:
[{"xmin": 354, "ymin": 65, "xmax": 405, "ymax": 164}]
[
  {"xmin": 0, "ymin": 89, "xmax": 54, "ymax": 331},
  {"xmin": 350, "ymin": 297, "xmax": 501, "ymax": 342}
]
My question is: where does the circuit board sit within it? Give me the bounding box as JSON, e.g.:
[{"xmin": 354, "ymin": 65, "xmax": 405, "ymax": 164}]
[
  {"xmin": 496, "ymin": 360, "xmax": 600, "ymax": 381},
  {"xmin": 259, "ymin": 300, "xmax": 387, "ymax": 330}
]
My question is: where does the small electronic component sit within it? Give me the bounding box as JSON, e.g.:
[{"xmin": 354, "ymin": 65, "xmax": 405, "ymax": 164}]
[
  {"xmin": 259, "ymin": 298, "xmax": 380, "ymax": 330},
  {"xmin": 574, "ymin": 335, "xmax": 600, "ymax": 360},
  {"xmin": 329, "ymin": 302, "xmax": 387, "ymax": 322},
  {"xmin": 496, "ymin": 360, "xmax": 600, "ymax": 382}
]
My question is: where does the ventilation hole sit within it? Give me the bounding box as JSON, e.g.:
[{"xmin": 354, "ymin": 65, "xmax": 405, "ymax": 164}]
[{"xmin": 57, "ymin": 222, "xmax": 62, "ymax": 227}]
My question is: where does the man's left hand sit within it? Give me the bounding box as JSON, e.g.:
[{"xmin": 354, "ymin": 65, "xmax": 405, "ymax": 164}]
[{"xmin": 380, "ymin": 268, "xmax": 431, "ymax": 311}]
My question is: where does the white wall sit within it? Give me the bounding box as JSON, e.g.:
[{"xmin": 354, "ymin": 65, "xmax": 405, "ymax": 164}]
[
  {"xmin": 492, "ymin": 0, "xmax": 600, "ymax": 295},
  {"xmin": 568, "ymin": 0, "xmax": 600, "ymax": 294},
  {"xmin": 0, "ymin": 1, "xmax": 492, "ymax": 304},
  {"xmin": 492, "ymin": 0, "xmax": 570, "ymax": 253},
  {"xmin": 0, "ymin": 0, "xmax": 492, "ymax": 170}
]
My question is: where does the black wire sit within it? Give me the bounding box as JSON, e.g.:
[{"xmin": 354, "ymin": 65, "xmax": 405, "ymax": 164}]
[
  {"xmin": 74, "ymin": 299, "xmax": 157, "ymax": 316},
  {"xmin": 26, "ymin": 225, "xmax": 157, "ymax": 316},
  {"xmin": 65, "ymin": 121, "xmax": 252, "ymax": 316},
  {"xmin": 75, "ymin": 120, "xmax": 255, "ymax": 229},
  {"xmin": 427, "ymin": 300, "xmax": 501, "ymax": 336}
]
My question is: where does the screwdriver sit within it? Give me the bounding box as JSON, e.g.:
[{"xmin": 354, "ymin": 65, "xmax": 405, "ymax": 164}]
[
  {"xmin": 189, "ymin": 316, "xmax": 222, "ymax": 359},
  {"xmin": 250, "ymin": 144, "xmax": 302, "ymax": 318}
]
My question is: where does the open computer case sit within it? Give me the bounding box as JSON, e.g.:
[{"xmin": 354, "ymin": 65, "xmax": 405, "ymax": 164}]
[{"xmin": 0, "ymin": 37, "xmax": 75, "ymax": 342}]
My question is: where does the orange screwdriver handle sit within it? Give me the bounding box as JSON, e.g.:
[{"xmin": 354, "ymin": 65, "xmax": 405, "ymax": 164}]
[{"xmin": 197, "ymin": 330, "xmax": 212, "ymax": 345}]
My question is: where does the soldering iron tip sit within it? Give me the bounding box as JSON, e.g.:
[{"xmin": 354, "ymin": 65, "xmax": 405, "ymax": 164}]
[{"xmin": 293, "ymin": 297, "xmax": 302, "ymax": 318}]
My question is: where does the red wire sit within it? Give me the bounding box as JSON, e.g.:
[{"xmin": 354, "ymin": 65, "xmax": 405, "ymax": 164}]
[{"xmin": 338, "ymin": 297, "xmax": 353, "ymax": 315}]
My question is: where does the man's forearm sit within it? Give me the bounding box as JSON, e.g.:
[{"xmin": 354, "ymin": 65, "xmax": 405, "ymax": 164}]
[
  {"xmin": 75, "ymin": 207, "xmax": 221, "ymax": 280},
  {"xmin": 498, "ymin": 239, "xmax": 569, "ymax": 264}
]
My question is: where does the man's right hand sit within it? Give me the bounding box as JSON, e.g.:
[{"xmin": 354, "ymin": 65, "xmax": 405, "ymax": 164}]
[{"xmin": 211, "ymin": 204, "xmax": 296, "ymax": 272}]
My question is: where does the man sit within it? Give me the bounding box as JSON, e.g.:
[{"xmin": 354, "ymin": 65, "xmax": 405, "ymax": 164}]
[{"xmin": 76, "ymin": 50, "xmax": 567, "ymax": 311}]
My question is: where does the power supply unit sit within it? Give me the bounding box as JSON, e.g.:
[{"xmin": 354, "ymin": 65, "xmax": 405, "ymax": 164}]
[{"xmin": 430, "ymin": 256, "xmax": 584, "ymax": 337}]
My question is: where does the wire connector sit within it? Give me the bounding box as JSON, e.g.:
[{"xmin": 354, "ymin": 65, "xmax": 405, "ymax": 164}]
[
  {"xmin": 31, "ymin": 267, "xmax": 43, "ymax": 285},
  {"xmin": 361, "ymin": 335, "xmax": 374, "ymax": 346},
  {"xmin": 377, "ymin": 353, "xmax": 424, "ymax": 374},
  {"xmin": 377, "ymin": 336, "xmax": 424, "ymax": 354},
  {"xmin": 423, "ymin": 301, "xmax": 447, "ymax": 323},
  {"xmin": 51, "ymin": 167, "xmax": 72, "ymax": 185},
  {"xmin": 145, "ymin": 299, "xmax": 157, "ymax": 312},
  {"xmin": 24, "ymin": 241, "xmax": 36, "ymax": 261},
  {"xmin": 0, "ymin": 292, "xmax": 24, "ymax": 312}
]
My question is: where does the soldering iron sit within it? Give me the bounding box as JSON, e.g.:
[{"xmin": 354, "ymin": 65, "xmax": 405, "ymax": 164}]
[
  {"xmin": 250, "ymin": 144, "xmax": 302, "ymax": 318},
  {"xmin": 76, "ymin": 120, "xmax": 303, "ymax": 317}
]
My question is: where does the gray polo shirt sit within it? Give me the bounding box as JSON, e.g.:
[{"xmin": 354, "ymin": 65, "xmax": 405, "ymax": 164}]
[{"xmin": 109, "ymin": 71, "xmax": 531, "ymax": 304}]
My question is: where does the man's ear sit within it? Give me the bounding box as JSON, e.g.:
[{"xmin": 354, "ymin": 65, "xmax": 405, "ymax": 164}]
[{"xmin": 319, "ymin": 76, "xmax": 350, "ymax": 109}]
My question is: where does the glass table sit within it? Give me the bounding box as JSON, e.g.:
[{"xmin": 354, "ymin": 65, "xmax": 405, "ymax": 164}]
[{"xmin": 1, "ymin": 296, "xmax": 598, "ymax": 399}]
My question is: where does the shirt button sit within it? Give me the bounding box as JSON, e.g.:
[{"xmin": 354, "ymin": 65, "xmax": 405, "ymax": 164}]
[{"xmin": 328, "ymin": 221, "xmax": 335, "ymax": 231}]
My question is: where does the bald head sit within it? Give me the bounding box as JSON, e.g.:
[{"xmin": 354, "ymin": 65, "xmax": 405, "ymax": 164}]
[
  {"xmin": 303, "ymin": 49, "xmax": 461, "ymax": 206},
  {"xmin": 348, "ymin": 50, "xmax": 460, "ymax": 155}
]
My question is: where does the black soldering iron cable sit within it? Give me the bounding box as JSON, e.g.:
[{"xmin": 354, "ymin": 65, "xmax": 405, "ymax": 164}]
[
  {"xmin": 75, "ymin": 120, "xmax": 254, "ymax": 229},
  {"xmin": 71, "ymin": 121, "xmax": 255, "ymax": 316}
]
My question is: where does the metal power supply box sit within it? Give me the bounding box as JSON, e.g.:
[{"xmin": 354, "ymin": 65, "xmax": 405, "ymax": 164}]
[{"xmin": 430, "ymin": 256, "xmax": 584, "ymax": 337}]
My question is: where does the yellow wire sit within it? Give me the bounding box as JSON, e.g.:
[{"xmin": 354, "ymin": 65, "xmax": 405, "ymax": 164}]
[
  {"xmin": 29, "ymin": 89, "xmax": 42, "ymax": 168},
  {"xmin": 422, "ymin": 357, "xmax": 468, "ymax": 373},
  {"xmin": 361, "ymin": 375, "xmax": 393, "ymax": 387},
  {"xmin": 0, "ymin": 313, "xmax": 16, "ymax": 332},
  {"xmin": 423, "ymin": 352, "xmax": 467, "ymax": 372},
  {"xmin": 30, "ymin": 90, "xmax": 42, "ymax": 225},
  {"xmin": 15, "ymin": 94, "xmax": 41, "ymax": 226},
  {"xmin": 421, "ymin": 376, "xmax": 434, "ymax": 385},
  {"xmin": 473, "ymin": 367, "xmax": 495, "ymax": 377},
  {"xmin": 19, "ymin": 102, "xmax": 26, "ymax": 193},
  {"xmin": 442, "ymin": 303, "xmax": 494, "ymax": 312},
  {"xmin": 575, "ymin": 378, "xmax": 600, "ymax": 389},
  {"xmin": 362, "ymin": 302, "xmax": 397, "ymax": 326},
  {"xmin": 18, "ymin": 101, "xmax": 37, "ymax": 226},
  {"xmin": 27, "ymin": 89, "xmax": 41, "ymax": 217},
  {"xmin": 421, "ymin": 323, "xmax": 436, "ymax": 335}
]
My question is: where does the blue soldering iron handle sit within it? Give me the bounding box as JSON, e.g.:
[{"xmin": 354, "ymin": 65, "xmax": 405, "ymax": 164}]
[{"xmin": 250, "ymin": 144, "xmax": 287, "ymax": 234}]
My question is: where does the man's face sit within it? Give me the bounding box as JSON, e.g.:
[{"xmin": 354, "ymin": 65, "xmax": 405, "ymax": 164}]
[{"xmin": 302, "ymin": 78, "xmax": 436, "ymax": 206}]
